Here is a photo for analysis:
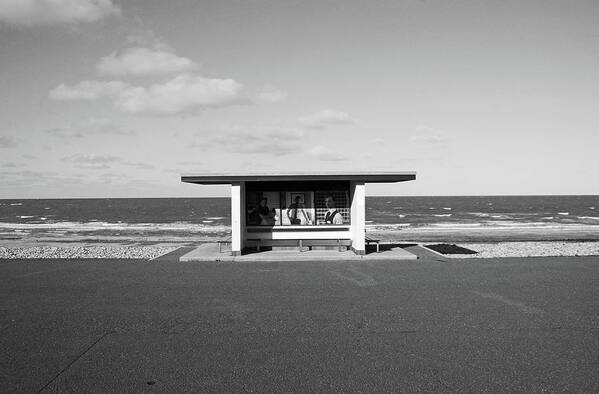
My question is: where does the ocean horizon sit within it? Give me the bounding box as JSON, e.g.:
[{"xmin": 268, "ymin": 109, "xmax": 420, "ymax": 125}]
[{"xmin": 1, "ymin": 195, "xmax": 598, "ymax": 245}]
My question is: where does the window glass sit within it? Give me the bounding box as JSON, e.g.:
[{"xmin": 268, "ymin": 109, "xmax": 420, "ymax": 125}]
[
  {"xmin": 247, "ymin": 189, "xmax": 350, "ymax": 226},
  {"xmin": 315, "ymin": 191, "xmax": 350, "ymax": 224}
]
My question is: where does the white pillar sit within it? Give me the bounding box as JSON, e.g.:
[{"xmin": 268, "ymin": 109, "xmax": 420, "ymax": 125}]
[
  {"xmin": 350, "ymin": 181, "xmax": 366, "ymax": 255},
  {"xmin": 231, "ymin": 182, "xmax": 245, "ymax": 255}
]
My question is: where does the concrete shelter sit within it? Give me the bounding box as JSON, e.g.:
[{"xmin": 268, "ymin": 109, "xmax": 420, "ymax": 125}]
[{"xmin": 181, "ymin": 172, "xmax": 416, "ymax": 255}]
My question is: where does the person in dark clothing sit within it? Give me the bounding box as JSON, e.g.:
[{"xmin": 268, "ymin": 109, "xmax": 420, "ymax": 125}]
[{"xmin": 257, "ymin": 197, "xmax": 275, "ymax": 225}]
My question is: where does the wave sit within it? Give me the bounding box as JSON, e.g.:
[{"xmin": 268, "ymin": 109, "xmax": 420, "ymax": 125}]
[{"xmin": 0, "ymin": 221, "xmax": 230, "ymax": 234}]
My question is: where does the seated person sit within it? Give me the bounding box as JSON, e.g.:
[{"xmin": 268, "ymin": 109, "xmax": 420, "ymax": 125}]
[
  {"xmin": 286, "ymin": 195, "xmax": 312, "ymax": 225},
  {"xmin": 258, "ymin": 197, "xmax": 275, "ymax": 225},
  {"xmin": 323, "ymin": 196, "xmax": 344, "ymax": 224}
]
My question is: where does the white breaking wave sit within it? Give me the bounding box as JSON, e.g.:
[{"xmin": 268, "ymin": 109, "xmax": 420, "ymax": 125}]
[{"xmin": 0, "ymin": 221, "xmax": 230, "ymax": 233}]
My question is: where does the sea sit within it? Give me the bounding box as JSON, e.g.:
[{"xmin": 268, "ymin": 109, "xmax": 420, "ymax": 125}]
[{"xmin": 1, "ymin": 196, "xmax": 598, "ymax": 245}]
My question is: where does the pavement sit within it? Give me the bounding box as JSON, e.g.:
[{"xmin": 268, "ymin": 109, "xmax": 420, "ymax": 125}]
[
  {"xmin": 179, "ymin": 242, "xmax": 419, "ymax": 262},
  {"xmin": 1, "ymin": 252, "xmax": 598, "ymax": 392}
]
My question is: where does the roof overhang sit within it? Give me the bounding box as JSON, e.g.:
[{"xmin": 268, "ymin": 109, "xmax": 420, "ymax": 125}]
[{"xmin": 181, "ymin": 171, "xmax": 416, "ymax": 185}]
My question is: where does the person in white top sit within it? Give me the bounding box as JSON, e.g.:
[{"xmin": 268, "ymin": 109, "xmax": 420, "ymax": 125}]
[
  {"xmin": 323, "ymin": 196, "xmax": 343, "ymax": 224},
  {"xmin": 287, "ymin": 195, "xmax": 312, "ymax": 225}
]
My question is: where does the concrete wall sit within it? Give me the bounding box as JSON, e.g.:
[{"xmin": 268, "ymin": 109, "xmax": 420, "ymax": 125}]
[
  {"xmin": 350, "ymin": 181, "xmax": 366, "ymax": 254},
  {"xmin": 231, "ymin": 182, "xmax": 246, "ymax": 255}
]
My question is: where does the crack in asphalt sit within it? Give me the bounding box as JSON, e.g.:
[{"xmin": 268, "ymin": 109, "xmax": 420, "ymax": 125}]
[{"xmin": 36, "ymin": 330, "xmax": 116, "ymax": 393}]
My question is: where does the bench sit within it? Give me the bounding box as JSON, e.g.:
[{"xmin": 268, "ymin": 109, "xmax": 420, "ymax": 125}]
[
  {"xmin": 365, "ymin": 234, "xmax": 381, "ymax": 253},
  {"xmin": 246, "ymin": 238, "xmax": 351, "ymax": 252},
  {"xmin": 217, "ymin": 236, "xmax": 232, "ymax": 253}
]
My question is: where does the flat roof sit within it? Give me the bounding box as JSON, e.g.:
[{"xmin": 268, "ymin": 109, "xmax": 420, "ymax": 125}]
[{"xmin": 181, "ymin": 171, "xmax": 416, "ymax": 185}]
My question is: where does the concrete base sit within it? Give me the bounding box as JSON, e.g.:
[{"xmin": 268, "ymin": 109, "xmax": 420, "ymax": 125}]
[
  {"xmin": 179, "ymin": 243, "xmax": 418, "ymax": 262},
  {"xmin": 351, "ymin": 247, "xmax": 366, "ymax": 255}
]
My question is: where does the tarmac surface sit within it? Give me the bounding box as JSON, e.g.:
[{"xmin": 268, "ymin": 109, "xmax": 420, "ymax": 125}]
[{"xmin": 1, "ymin": 251, "xmax": 598, "ymax": 392}]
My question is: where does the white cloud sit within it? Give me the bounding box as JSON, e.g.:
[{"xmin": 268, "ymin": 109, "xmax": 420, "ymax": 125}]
[
  {"xmin": 48, "ymin": 80, "xmax": 128, "ymax": 100},
  {"xmin": 48, "ymin": 74, "xmax": 246, "ymax": 116},
  {"xmin": 255, "ymin": 86, "xmax": 287, "ymax": 103},
  {"xmin": 202, "ymin": 126, "xmax": 304, "ymax": 156},
  {"xmin": 410, "ymin": 125, "xmax": 449, "ymax": 143},
  {"xmin": 122, "ymin": 161, "xmax": 153, "ymax": 170},
  {"xmin": 46, "ymin": 128, "xmax": 83, "ymax": 138},
  {"xmin": 298, "ymin": 110, "xmax": 357, "ymax": 129},
  {"xmin": 96, "ymin": 47, "xmax": 197, "ymax": 77},
  {"xmin": 0, "ymin": 135, "xmax": 18, "ymax": 148},
  {"xmin": 62, "ymin": 153, "xmax": 120, "ymax": 170},
  {"xmin": 309, "ymin": 145, "xmax": 347, "ymax": 161},
  {"xmin": 62, "ymin": 153, "xmax": 120, "ymax": 164},
  {"xmin": 125, "ymin": 28, "xmax": 171, "ymax": 50},
  {"xmin": 84, "ymin": 118, "xmax": 135, "ymax": 135},
  {"xmin": 0, "ymin": 0, "xmax": 120, "ymax": 26},
  {"xmin": 46, "ymin": 119, "xmax": 135, "ymax": 138},
  {"xmin": 115, "ymin": 73, "xmax": 245, "ymax": 116}
]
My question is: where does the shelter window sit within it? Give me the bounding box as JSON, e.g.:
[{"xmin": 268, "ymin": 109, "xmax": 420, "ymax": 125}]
[{"xmin": 246, "ymin": 188, "xmax": 350, "ymax": 226}]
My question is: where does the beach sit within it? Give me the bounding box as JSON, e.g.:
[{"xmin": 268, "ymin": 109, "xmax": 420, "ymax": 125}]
[
  {"xmin": 1, "ymin": 196, "xmax": 599, "ymax": 259},
  {"xmin": 2, "ymin": 241, "xmax": 599, "ymax": 259}
]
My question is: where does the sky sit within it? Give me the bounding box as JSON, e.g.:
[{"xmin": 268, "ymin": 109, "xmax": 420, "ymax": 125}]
[{"xmin": 0, "ymin": 0, "xmax": 598, "ymax": 198}]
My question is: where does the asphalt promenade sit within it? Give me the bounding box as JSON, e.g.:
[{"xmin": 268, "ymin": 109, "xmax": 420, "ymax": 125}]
[{"xmin": 1, "ymin": 252, "xmax": 598, "ymax": 392}]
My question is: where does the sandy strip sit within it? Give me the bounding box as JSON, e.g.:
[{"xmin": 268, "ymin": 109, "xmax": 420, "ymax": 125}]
[
  {"xmin": 0, "ymin": 245, "xmax": 179, "ymax": 259},
  {"xmin": 449, "ymin": 241, "xmax": 599, "ymax": 258}
]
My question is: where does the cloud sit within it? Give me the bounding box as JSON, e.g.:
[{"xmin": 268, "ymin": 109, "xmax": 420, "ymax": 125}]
[
  {"xmin": 0, "ymin": 135, "xmax": 18, "ymax": 148},
  {"xmin": 125, "ymin": 28, "xmax": 170, "ymax": 50},
  {"xmin": 298, "ymin": 110, "xmax": 357, "ymax": 129},
  {"xmin": 62, "ymin": 153, "xmax": 119, "ymax": 169},
  {"xmin": 61, "ymin": 154, "xmax": 154, "ymax": 171},
  {"xmin": 255, "ymin": 86, "xmax": 287, "ymax": 103},
  {"xmin": 309, "ymin": 145, "xmax": 348, "ymax": 161},
  {"xmin": 46, "ymin": 118, "xmax": 135, "ymax": 138},
  {"xmin": 48, "ymin": 80, "xmax": 128, "ymax": 100},
  {"xmin": 176, "ymin": 160, "xmax": 203, "ymax": 166},
  {"xmin": 96, "ymin": 47, "xmax": 197, "ymax": 77},
  {"xmin": 205, "ymin": 126, "xmax": 304, "ymax": 156},
  {"xmin": 46, "ymin": 128, "xmax": 84, "ymax": 138},
  {"xmin": 85, "ymin": 118, "xmax": 135, "ymax": 135},
  {"xmin": 0, "ymin": 0, "xmax": 120, "ymax": 26},
  {"xmin": 410, "ymin": 125, "xmax": 449, "ymax": 143},
  {"xmin": 122, "ymin": 161, "xmax": 154, "ymax": 170},
  {"xmin": 115, "ymin": 73, "xmax": 245, "ymax": 116}
]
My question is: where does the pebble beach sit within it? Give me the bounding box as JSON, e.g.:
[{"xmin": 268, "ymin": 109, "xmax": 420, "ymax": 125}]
[
  {"xmin": 1, "ymin": 241, "xmax": 599, "ymax": 260},
  {"xmin": 0, "ymin": 245, "xmax": 179, "ymax": 260},
  {"xmin": 448, "ymin": 241, "xmax": 599, "ymax": 259}
]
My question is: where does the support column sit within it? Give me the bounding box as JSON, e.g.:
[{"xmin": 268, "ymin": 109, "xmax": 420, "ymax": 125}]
[
  {"xmin": 350, "ymin": 181, "xmax": 366, "ymax": 255},
  {"xmin": 231, "ymin": 182, "xmax": 245, "ymax": 255}
]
